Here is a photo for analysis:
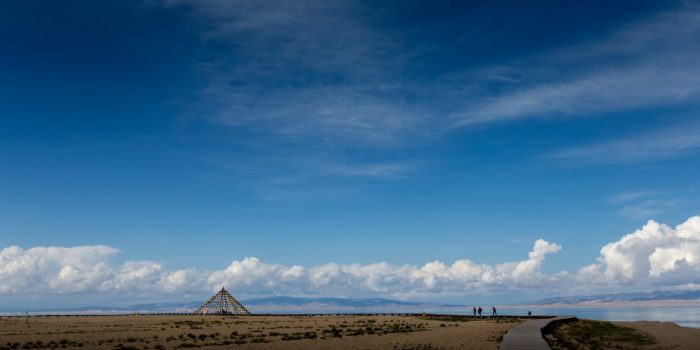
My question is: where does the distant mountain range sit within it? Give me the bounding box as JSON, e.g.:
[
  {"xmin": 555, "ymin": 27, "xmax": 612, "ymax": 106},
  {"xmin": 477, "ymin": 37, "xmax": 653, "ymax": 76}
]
[
  {"xmin": 245, "ymin": 296, "xmax": 449, "ymax": 307},
  {"xmin": 242, "ymin": 296, "xmax": 465, "ymax": 314},
  {"xmin": 531, "ymin": 289, "xmax": 700, "ymax": 305},
  {"xmin": 1, "ymin": 296, "xmax": 466, "ymax": 315},
  {"xmin": 7, "ymin": 290, "xmax": 697, "ymax": 314}
]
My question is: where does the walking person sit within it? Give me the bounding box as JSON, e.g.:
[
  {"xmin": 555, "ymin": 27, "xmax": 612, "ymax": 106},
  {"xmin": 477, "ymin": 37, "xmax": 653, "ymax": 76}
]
[
  {"xmin": 477, "ymin": 306, "xmax": 482, "ymax": 318},
  {"xmin": 472, "ymin": 306, "xmax": 476, "ymax": 317},
  {"xmin": 492, "ymin": 306, "xmax": 497, "ymax": 317}
]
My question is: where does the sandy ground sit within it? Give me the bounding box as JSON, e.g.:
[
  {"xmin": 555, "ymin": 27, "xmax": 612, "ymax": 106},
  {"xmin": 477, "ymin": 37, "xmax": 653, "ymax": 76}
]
[
  {"xmin": 617, "ymin": 321, "xmax": 700, "ymax": 350},
  {"xmin": 0, "ymin": 315, "xmax": 519, "ymax": 350}
]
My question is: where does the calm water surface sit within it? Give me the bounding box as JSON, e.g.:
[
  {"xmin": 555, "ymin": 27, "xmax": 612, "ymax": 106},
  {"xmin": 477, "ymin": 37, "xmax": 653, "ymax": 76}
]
[{"xmin": 500, "ymin": 306, "xmax": 700, "ymax": 328}]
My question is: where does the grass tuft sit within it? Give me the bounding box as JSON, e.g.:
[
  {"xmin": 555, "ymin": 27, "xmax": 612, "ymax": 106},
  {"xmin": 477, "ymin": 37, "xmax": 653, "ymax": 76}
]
[{"xmin": 544, "ymin": 319, "xmax": 656, "ymax": 350}]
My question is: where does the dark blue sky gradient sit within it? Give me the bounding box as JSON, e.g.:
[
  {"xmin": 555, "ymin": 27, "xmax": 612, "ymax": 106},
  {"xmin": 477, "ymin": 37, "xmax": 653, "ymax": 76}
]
[{"xmin": 1, "ymin": 0, "xmax": 698, "ymax": 277}]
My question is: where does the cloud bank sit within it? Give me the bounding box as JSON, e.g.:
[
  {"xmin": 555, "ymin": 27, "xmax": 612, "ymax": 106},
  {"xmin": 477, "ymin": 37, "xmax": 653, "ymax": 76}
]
[
  {"xmin": 0, "ymin": 239, "xmax": 562, "ymax": 298},
  {"xmin": 578, "ymin": 216, "xmax": 700, "ymax": 286},
  {"xmin": 2, "ymin": 216, "xmax": 700, "ymax": 299}
]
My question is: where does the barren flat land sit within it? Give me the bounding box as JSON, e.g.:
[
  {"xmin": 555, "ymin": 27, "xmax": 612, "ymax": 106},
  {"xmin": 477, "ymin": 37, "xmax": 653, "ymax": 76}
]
[
  {"xmin": 616, "ymin": 321, "xmax": 700, "ymax": 350},
  {"xmin": 0, "ymin": 315, "xmax": 519, "ymax": 350},
  {"xmin": 544, "ymin": 319, "xmax": 700, "ymax": 350}
]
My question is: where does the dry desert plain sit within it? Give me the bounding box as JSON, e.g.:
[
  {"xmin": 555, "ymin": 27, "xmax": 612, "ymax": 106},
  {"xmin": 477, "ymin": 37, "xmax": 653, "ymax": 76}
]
[
  {"xmin": 2, "ymin": 315, "xmax": 700, "ymax": 350},
  {"xmin": 0, "ymin": 315, "xmax": 518, "ymax": 350}
]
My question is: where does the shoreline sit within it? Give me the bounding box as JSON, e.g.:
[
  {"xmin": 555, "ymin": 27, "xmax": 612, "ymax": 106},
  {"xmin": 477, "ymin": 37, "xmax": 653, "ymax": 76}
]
[
  {"xmin": 1, "ymin": 314, "xmax": 698, "ymax": 349},
  {"xmin": 511, "ymin": 297, "xmax": 700, "ymax": 308},
  {"xmin": 613, "ymin": 320, "xmax": 700, "ymax": 350}
]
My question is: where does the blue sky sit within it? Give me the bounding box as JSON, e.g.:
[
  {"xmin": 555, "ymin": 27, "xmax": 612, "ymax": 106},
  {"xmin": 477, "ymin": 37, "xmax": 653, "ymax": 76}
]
[{"xmin": 1, "ymin": 0, "xmax": 700, "ymax": 306}]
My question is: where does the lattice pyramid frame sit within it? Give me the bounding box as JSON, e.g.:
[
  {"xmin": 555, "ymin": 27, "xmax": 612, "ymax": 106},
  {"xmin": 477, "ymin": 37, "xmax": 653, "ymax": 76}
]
[{"xmin": 195, "ymin": 287, "xmax": 250, "ymax": 315}]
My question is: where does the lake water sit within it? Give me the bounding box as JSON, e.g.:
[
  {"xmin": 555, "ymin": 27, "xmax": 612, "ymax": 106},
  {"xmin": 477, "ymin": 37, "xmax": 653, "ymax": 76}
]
[
  {"xmin": 3, "ymin": 304, "xmax": 700, "ymax": 328},
  {"xmin": 499, "ymin": 306, "xmax": 700, "ymax": 328}
]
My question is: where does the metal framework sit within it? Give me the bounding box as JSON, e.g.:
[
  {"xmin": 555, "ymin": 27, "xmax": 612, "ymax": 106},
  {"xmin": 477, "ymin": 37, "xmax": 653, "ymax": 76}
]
[{"xmin": 195, "ymin": 287, "xmax": 250, "ymax": 315}]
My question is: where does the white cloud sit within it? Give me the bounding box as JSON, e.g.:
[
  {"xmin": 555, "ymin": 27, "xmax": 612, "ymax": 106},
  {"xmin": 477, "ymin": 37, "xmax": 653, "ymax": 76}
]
[
  {"xmin": 549, "ymin": 122, "xmax": 700, "ymax": 163},
  {"xmin": 3, "ymin": 216, "xmax": 700, "ymax": 300},
  {"xmin": 577, "ymin": 216, "xmax": 700, "ymax": 285},
  {"xmin": 304, "ymin": 160, "xmax": 417, "ymax": 179},
  {"xmin": 452, "ymin": 3, "xmax": 700, "ymax": 127},
  {"xmin": 154, "ymin": 1, "xmax": 700, "ymax": 188},
  {"xmin": 603, "ymin": 191, "xmax": 681, "ymax": 220},
  {"xmin": 607, "ymin": 191, "xmax": 661, "ymax": 204},
  {"xmin": 454, "ymin": 65, "xmax": 700, "ymax": 127},
  {"xmin": 160, "ymin": 269, "xmax": 204, "ymax": 293},
  {"xmin": 171, "ymin": 0, "xmax": 423, "ymax": 147},
  {"xmin": 618, "ymin": 199, "xmax": 679, "ymax": 220},
  {"xmin": 0, "ymin": 245, "xmax": 119, "ymax": 294},
  {"xmin": 0, "ymin": 239, "xmax": 562, "ymax": 298},
  {"xmin": 207, "ymin": 240, "xmax": 563, "ymax": 296},
  {"xmin": 185, "ymin": 1, "xmax": 700, "ymax": 140}
]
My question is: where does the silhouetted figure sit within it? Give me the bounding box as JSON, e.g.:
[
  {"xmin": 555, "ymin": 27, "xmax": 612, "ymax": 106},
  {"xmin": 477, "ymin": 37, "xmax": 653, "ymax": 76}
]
[
  {"xmin": 478, "ymin": 306, "xmax": 482, "ymax": 318},
  {"xmin": 472, "ymin": 306, "xmax": 477, "ymax": 317},
  {"xmin": 492, "ymin": 306, "xmax": 497, "ymax": 317}
]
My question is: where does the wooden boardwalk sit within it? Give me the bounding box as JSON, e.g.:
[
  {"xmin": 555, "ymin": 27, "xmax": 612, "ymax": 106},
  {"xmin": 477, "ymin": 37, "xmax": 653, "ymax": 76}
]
[{"xmin": 500, "ymin": 316, "xmax": 575, "ymax": 350}]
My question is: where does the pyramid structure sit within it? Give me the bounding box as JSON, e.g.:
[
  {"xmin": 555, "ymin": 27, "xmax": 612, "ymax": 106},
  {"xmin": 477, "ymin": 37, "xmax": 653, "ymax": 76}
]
[{"xmin": 195, "ymin": 287, "xmax": 250, "ymax": 315}]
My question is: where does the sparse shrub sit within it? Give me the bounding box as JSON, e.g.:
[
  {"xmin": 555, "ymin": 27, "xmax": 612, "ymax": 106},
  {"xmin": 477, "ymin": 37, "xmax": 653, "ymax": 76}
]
[{"xmin": 304, "ymin": 331, "xmax": 317, "ymax": 339}]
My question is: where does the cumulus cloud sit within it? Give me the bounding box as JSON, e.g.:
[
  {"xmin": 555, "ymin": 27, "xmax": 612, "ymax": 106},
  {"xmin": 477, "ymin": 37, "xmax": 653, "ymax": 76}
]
[
  {"xmin": 0, "ymin": 239, "xmax": 562, "ymax": 297},
  {"xmin": 0, "ymin": 245, "xmax": 119, "ymax": 293},
  {"xmin": 0, "ymin": 245, "xmax": 177, "ymax": 295},
  {"xmin": 212, "ymin": 239, "xmax": 563, "ymax": 294},
  {"xmin": 577, "ymin": 216, "xmax": 700, "ymax": 285},
  {"xmin": 4, "ymin": 216, "xmax": 700, "ymax": 299}
]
